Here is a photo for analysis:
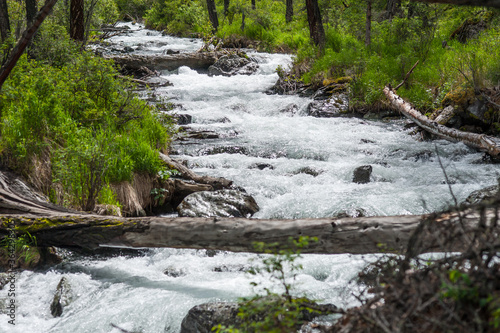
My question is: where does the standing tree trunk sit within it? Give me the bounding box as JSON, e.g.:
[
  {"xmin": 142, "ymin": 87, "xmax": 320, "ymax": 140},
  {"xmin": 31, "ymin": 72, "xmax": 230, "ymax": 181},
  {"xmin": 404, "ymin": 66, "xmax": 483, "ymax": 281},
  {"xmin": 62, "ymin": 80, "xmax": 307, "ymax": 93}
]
[
  {"xmin": 224, "ymin": 0, "xmax": 230, "ymax": 16},
  {"xmin": 286, "ymin": 0, "xmax": 293, "ymax": 23},
  {"xmin": 206, "ymin": 0, "xmax": 219, "ymax": 32},
  {"xmin": 0, "ymin": 0, "xmax": 10, "ymax": 42},
  {"xmin": 26, "ymin": 0, "xmax": 38, "ymax": 56},
  {"xmin": 251, "ymin": 0, "xmax": 256, "ymax": 9},
  {"xmin": 0, "ymin": 0, "xmax": 59, "ymax": 94},
  {"xmin": 70, "ymin": 0, "xmax": 85, "ymax": 41},
  {"xmin": 386, "ymin": 0, "xmax": 401, "ymax": 21},
  {"xmin": 365, "ymin": 1, "xmax": 372, "ymax": 46},
  {"xmin": 305, "ymin": 0, "xmax": 325, "ymax": 48}
]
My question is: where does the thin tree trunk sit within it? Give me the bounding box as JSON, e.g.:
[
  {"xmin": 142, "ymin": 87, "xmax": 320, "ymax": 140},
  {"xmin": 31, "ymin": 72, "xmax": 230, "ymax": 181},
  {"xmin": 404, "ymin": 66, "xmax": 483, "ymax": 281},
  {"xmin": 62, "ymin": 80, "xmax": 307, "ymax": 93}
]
[
  {"xmin": 25, "ymin": 0, "xmax": 38, "ymax": 56},
  {"xmin": 70, "ymin": 0, "xmax": 84, "ymax": 41},
  {"xmin": 383, "ymin": 86, "xmax": 500, "ymax": 157},
  {"xmin": 305, "ymin": 0, "xmax": 325, "ymax": 48},
  {"xmin": 286, "ymin": 0, "xmax": 293, "ymax": 23},
  {"xmin": 0, "ymin": 0, "xmax": 10, "ymax": 42},
  {"xmin": 0, "ymin": 0, "xmax": 59, "ymax": 94},
  {"xmin": 224, "ymin": 0, "xmax": 230, "ymax": 16},
  {"xmin": 251, "ymin": 0, "xmax": 256, "ymax": 10},
  {"xmin": 365, "ymin": 1, "xmax": 372, "ymax": 46},
  {"xmin": 206, "ymin": 0, "xmax": 219, "ymax": 32}
]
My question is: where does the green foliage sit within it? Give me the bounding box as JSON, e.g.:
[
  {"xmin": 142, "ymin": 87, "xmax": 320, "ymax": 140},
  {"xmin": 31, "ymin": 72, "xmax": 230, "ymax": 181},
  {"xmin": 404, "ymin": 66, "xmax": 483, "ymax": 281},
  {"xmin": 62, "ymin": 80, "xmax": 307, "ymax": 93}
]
[
  {"xmin": 114, "ymin": 0, "xmax": 155, "ymax": 21},
  {"xmin": 214, "ymin": 237, "xmax": 321, "ymax": 333},
  {"xmin": 0, "ymin": 232, "xmax": 39, "ymax": 266},
  {"xmin": 0, "ymin": 46, "xmax": 174, "ymax": 210},
  {"xmin": 144, "ymin": 0, "xmax": 207, "ymax": 35}
]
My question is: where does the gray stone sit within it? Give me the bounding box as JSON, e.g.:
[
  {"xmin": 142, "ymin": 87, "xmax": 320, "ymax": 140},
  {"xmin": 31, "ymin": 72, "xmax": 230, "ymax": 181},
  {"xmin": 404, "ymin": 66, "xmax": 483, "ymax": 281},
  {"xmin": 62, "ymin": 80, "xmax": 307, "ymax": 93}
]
[
  {"xmin": 353, "ymin": 165, "xmax": 372, "ymax": 184},
  {"xmin": 462, "ymin": 185, "xmax": 499, "ymax": 206},
  {"xmin": 50, "ymin": 277, "xmax": 72, "ymax": 318},
  {"xmin": 177, "ymin": 190, "xmax": 259, "ymax": 218},
  {"xmin": 307, "ymin": 94, "xmax": 349, "ymax": 118},
  {"xmin": 208, "ymin": 55, "xmax": 259, "ymax": 77}
]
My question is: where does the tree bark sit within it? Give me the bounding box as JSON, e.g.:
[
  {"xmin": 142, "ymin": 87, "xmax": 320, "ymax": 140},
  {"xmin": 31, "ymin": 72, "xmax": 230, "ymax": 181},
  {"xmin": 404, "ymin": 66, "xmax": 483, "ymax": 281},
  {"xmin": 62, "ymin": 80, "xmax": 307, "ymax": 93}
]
[
  {"xmin": 383, "ymin": 86, "xmax": 500, "ymax": 157},
  {"xmin": 224, "ymin": 0, "xmax": 230, "ymax": 16},
  {"xmin": 305, "ymin": 0, "xmax": 325, "ymax": 48},
  {"xmin": 0, "ymin": 0, "xmax": 59, "ymax": 93},
  {"xmin": 251, "ymin": 0, "xmax": 256, "ymax": 10},
  {"xmin": 412, "ymin": 0, "xmax": 500, "ymax": 8},
  {"xmin": 70, "ymin": 0, "xmax": 84, "ymax": 41},
  {"xmin": 285, "ymin": 0, "xmax": 293, "ymax": 23},
  {"xmin": 206, "ymin": 0, "xmax": 219, "ymax": 32},
  {"xmin": 0, "ymin": 0, "xmax": 10, "ymax": 42},
  {"xmin": 1, "ymin": 207, "xmax": 497, "ymax": 255},
  {"xmin": 105, "ymin": 52, "xmax": 222, "ymax": 72},
  {"xmin": 365, "ymin": 1, "xmax": 372, "ymax": 47}
]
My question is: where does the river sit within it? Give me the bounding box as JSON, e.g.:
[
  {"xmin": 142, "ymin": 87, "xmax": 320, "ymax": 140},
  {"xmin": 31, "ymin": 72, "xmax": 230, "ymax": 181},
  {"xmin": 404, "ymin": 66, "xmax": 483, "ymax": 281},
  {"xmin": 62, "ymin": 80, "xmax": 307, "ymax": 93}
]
[{"xmin": 1, "ymin": 23, "xmax": 498, "ymax": 333}]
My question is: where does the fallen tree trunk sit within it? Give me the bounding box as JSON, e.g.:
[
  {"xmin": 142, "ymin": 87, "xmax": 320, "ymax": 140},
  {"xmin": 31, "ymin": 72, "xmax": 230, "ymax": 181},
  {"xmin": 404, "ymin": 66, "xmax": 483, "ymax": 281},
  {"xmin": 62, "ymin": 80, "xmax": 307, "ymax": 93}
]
[
  {"xmin": 105, "ymin": 52, "xmax": 220, "ymax": 72},
  {"xmin": 1, "ymin": 207, "xmax": 498, "ymax": 255},
  {"xmin": 383, "ymin": 86, "xmax": 500, "ymax": 157}
]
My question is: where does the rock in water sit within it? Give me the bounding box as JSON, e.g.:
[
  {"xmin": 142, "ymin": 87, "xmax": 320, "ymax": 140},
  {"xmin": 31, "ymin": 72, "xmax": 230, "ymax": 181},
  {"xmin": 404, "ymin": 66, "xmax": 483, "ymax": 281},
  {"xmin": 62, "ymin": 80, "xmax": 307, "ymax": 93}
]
[
  {"xmin": 180, "ymin": 302, "xmax": 240, "ymax": 333},
  {"xmin": 208, "ymin": 54, "xmax": 258, "ymax": 77},
  {"xmin": 50, "ymin": 277, "xmax": 72, "ymax": 317},
  {"xmin": 177, "ymin": 190, "xmax": 259, "ymax": 218},
  {"xmin": 462, "ymin": 185, "xmax": 499, "ymax": 206},
  {"xmin": 353, "ymin": 165, "xmax": 372, "ymax": 184}
]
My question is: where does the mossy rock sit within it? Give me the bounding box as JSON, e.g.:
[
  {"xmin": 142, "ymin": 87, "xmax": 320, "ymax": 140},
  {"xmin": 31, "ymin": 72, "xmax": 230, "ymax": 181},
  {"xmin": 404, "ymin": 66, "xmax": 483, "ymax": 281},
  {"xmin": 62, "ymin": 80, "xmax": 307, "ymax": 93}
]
[
  {"xmin": 442, "ymin": 86, "xmax": 475, "ymax": 111},
  {"xmin": 322, "ymin": 76, "xmax": 352, "ymax": 86}
]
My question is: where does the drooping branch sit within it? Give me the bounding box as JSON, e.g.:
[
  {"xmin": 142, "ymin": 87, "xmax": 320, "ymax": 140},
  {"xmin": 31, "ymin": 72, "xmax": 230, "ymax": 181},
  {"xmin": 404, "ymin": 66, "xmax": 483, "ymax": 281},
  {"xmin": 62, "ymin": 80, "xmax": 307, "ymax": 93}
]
[{"xmin": 383, "ymin": 86, "xmax": 500, "ymax": 157}]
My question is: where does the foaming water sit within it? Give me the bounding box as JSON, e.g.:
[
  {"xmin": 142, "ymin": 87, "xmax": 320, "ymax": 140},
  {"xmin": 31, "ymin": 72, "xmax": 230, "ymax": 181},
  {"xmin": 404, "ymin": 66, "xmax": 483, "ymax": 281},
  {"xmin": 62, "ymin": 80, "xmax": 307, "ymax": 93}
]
[{"xmin": 2, "ymin": 24, "xmax": 498, "ymax": 332}]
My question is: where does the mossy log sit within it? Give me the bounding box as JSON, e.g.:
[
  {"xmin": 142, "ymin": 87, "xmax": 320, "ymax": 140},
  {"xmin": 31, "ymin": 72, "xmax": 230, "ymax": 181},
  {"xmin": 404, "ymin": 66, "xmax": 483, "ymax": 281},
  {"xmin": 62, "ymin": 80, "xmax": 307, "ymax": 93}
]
[
  {"xmin": 1, "ymin": 207, "xmax": 498, "ymax": 255},
  {"xmin": 383, "ymin": 86, "xmax": 500, "ymax": 157},
  {"xmin": 105, "ymin": 52, "xmax": 221, "ymax": 72}
]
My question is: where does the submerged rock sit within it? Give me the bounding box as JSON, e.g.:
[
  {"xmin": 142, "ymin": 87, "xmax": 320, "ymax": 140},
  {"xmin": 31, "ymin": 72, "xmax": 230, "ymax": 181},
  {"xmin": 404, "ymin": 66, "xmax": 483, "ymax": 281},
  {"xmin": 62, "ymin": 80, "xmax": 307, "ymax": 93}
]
[
  {"xmin": 208, "ymin": 54, "xmax": 258, "ymax": 77},
  {"xmin": 177, "ymin": 190, "xmax": 259, "ymax": 218},
  {"xmin": 50, "ymin": 277, "xmax": 73, "ymax": 318},
  {"xmin": 353, "ymin": 165, "xmax": 372, "ymax": 184},
  {"xmin": 249, "ymin": 163, "xmax": 275, "ymax": 170}
]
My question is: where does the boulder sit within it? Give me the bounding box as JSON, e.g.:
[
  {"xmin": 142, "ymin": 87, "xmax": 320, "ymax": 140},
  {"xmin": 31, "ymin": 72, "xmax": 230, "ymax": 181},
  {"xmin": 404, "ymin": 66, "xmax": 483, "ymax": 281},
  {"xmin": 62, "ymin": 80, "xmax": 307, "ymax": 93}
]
[
  {"xmin": 352, "ymin": 165, "xmax": 372, "ymax": 184},
  {"xmin": 462, "ymin": 185, "xmax": 499, "ymax": 206},
  {"xmin": 307, "ymin": 94, "xmax": 349, "ymax": 118},
  {"xmin": 249, "ymin": 163, "xmax": 275, "ymax": 170},
  {"xmin": 180, "ymin": 298, "xmax": 340, "ymax": 333},
  {"xmin": 50, "ymin": 277, "xmax": 72, "ymax": 318},
  {"xmin": 177, "ymin": 190, "xmax": 259, "ymax": 218},
  {"xmin": 279, "ymin": 103, "xmax": 299, "ymax": 116},
  {"xmin": 208, "ymin": 54, "xmax": 259, "ymax": 77},
  {"xmin": 175, "ymin": 114, "xmax": 193, "ymax": 125}
]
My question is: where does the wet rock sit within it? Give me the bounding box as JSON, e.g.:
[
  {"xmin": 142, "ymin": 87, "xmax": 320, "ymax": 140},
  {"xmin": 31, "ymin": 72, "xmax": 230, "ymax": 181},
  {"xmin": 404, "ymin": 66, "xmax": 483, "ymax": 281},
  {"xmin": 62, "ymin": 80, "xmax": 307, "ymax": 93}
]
[
  {"xmin": 208, "ymin": 54, "xmax": 259, "ymax": 77},
  {"xmin": 123, "ymin": 46, "xmax": 134, "ymax": 53},
  {"xmin": 199, "ymin": 146, "xmax": 249, "ymax": 156},
  {"xmin": 292, "ymin": 167, "xmax": 323, "ymax": 177},
  {"xmin": 180, "ymin": 299, "xmax": 340, "ymax": 333},
  {"xmin": 164, "ymin": 266, "xmax": 186, "ymax": 278},
  {"xmin": 335, "ymin": 208, "xmax": 367, "ymax": 218},
  {"xmin": 166, "ymin": 49, "xmax": 180, "ymax": 55},
  {"xmin": 0, "ymin": 273, "xmax": 9, "ymax": 289},
  {"xmin": 175, "ymin": 114, "xmax": 193, "ymax": 125},
  {"xmin": 249, "ymin": 163, "xmax": 274, "ymax": 170},
  {"xmin": 307, "ymin": 94, "xmax": 349, "ymax": 118},
  {"xmin": 171, "ymin": 179, "xmax": 212, "ymax": 207},
  {"xmin": 353, "ymin": 165, "xmax": 372, "ymax": 184},
  {"xmin": 279, "ymin": 103, "xmax": 299, "ymax": 116},
  {"xmin": 180, "ymin": 302, "xmax": 241, "ymax": 333},
  {"xmin": 363, "ymin": 109, "xmax": 400, "ymax": 120},
  {"xmin": 212, "ymin": 264, "xmax": 249, "ymax": 272},
  {"xmin": 360, "ymin": 139, "xmax": 376, "ymax": 144},
  {"xmin": 462, "ymin": 185, "xmax": 499, "ymax": 206},
  {"xmin": 50, "ymin": 277, "xmax": 72, "ymax": 318},
  {"xmin": 177, "ymin": 190, "xmax": 259, "ymax": 218}
]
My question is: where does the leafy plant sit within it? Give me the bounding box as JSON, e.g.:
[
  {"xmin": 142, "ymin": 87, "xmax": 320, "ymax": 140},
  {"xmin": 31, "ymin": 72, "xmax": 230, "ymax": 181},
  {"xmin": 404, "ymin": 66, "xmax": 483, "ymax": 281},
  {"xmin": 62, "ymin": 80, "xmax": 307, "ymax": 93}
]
[{"xmin": 213, "ymin": 236, "xmax": 332, "ymax": 333}]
